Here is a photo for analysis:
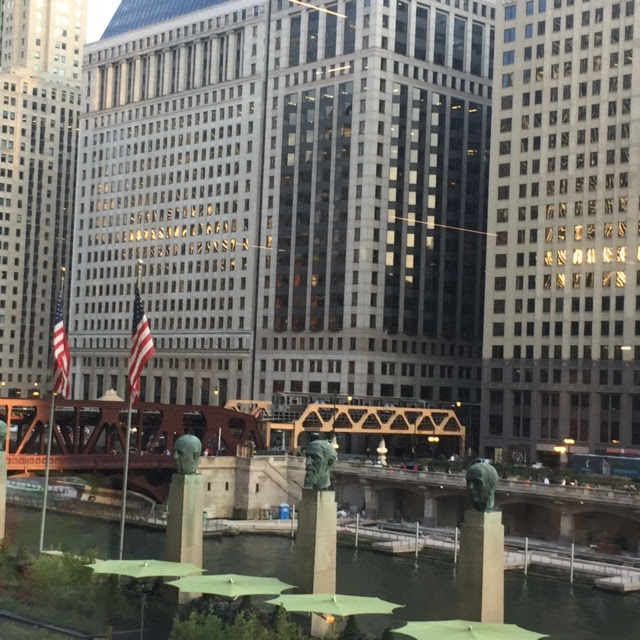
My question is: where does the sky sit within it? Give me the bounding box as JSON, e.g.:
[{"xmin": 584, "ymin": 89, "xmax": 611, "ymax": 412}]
[{"xmin": 86, "ymin": 0, "xmax": 122, "ymax": 43}]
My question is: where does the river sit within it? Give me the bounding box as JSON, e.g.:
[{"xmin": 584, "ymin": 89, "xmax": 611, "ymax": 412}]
[{"xmin": 7, "ymin": 506, "xmax": 640, "ymax": 640}]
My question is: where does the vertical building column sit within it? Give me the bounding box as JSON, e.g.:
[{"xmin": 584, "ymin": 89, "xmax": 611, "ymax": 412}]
[
  {"xmin": 558, "ymin": 509, "xmax": 574, "ymax": 546},
  {"xmin": 193, "ymin": 40, "xmax": 204, "ymax": 89},
  {"xmin": 132, "ymin": 56, "xmax": 142, "ymax": 102},
  {"xmin": 148, "ymin": 54, "xmax": 158, "ymax": 97},
  {"xmin": 162, "ymin": 49, "xmax": 172, "ymax": 95},
  {"xmin": 208, "ymin": 37, "xmax": 218, "ymax": 84},
  {"xmin": 423, "ymin": 491, "xmax": 438, "ymax": 527},
  {"xmin": 361, "ymin": 481, "xmax": 377, "ymax": 519},
  {"xmin": 104, "ymin": 64, "xmax": 114, "ymax": 109},
  {"xmin": 177, "ymin": 45, "xmax": 187, "ymax": 91},
  {"xmin": 118, "ymin": 61, "xmax": 128, "ymax": 105}
]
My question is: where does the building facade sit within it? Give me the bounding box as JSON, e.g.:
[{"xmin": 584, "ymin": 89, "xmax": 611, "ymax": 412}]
[
  {"xmin": 0, "ymin": 0, "xmax": 86, "ymax": 398},
  {"xmin": 72, "ymin": 0, "xmax": 494, "ymax": 420},
  {"xmin": 480, "ymin": 0, "xmax": 640, "ymax": 463}
]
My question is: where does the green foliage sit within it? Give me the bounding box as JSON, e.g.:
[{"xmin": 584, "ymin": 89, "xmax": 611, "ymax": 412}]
[
  {"xmin": 339, "ymin": 616, "xmax": 363, "ymax": 640},
  {"xmin": 169, "ymin": 609, "xmax": 309, "ymax": 640},
  {"xmin": 0, "ymin": 622, "xmax": 66, "ymax": 640}
]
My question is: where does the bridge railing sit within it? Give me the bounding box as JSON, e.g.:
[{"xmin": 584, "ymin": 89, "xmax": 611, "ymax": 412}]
[{"xmin": 334, "ymin": 462, "xmax": 640, "ymax": 506}]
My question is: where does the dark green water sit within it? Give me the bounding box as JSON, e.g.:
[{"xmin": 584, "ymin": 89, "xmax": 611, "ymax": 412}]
[{"xmin": 8, "ymin": 507, "xmax": 640, "ymax": 640}]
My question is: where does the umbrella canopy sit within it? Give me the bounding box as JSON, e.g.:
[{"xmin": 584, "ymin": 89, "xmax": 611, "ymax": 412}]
[
  {"xmin": 391, "ymin": 620, "xmax": 548, "ymax": 640},
  {"xmin": 265, "ymin": 593, "xmax": 403, "ymax": 617},
  {"xmin": 166, "ymin": 573, "xmax": 295, "ymax": 599},
  {"xmin": 87, "ymin": 559, "xmax": 203, "ymax": 579}
]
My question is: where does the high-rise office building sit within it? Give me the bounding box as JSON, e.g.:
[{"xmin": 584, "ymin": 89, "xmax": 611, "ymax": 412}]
[
  {"xmin": 72, "ymin": 0, "xmax": 494, "ymax": 417},
  {"xmin": 0, "ymin": 0, "xmax": 86, "ymax": 398},
  {"xmin": 480, "ymin": 0, "xmax": 640, "ymax": 464}
]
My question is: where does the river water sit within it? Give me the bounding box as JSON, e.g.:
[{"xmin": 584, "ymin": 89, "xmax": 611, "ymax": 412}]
[{"xmin": 8, "ymin": 507, "xmax": 640, "ymax": 640}]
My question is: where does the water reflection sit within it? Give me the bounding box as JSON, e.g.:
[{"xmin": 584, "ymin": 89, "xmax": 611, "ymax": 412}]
[{"xmin": 9, "ymin": 507, "xmax": 640, "ymax": 640}]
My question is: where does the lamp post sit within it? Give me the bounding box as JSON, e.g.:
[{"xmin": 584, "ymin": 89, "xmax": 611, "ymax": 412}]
[
  {"xmin": 376, "ymin": 438, "xmax": 388, "ymax": 467},
  {"xmin": 428, "ymin": 435, "xmax": 440, "ymax": 459},
  {"xmin": 213, "ymin": 386, "xmax": 219, "ymax": 406},
  {"xmin": 0, "ymin": 381, "xmax": 5, "ymax": 396},
  {"xmin": 563, "ymin": 437, "xmax": 575, "ymax": 464},
  {"xmin": 330, "ymin": 434, "xmax": 339, "ymax": 452},
  {"xmin": 553, "ymin": 445, "xmax": 567, "ymax": 470}
]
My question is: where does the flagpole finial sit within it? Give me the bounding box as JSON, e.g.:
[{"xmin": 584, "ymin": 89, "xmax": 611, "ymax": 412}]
[{"xmin": 60, "ymin": 266, "xmax": 66, "ymax": 274}]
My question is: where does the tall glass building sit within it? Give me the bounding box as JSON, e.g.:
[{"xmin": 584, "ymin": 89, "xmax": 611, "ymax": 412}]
[
  {"xmin": 481, "ymin": 0, "xmax": 640, "ymax": 464},
  {"xmin": 72, "ymin": 0, "xmax": 494, "ymax": 419},
  {"xmin": 0, "ymin": 0, "xmax": 86, "ymax": 398}
]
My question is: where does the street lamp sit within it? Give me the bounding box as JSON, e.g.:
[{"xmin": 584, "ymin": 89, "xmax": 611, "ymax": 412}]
[
  {"xmin": 376, "ymin": 438, "xmax": 388, "ymax": 467},
  {"xmin": 347, "ymin": 394, "xmax": 353, "ymax": 405},
  {"xmin": 213, "ymin": 386, "xmax": 219, "ymax": 406},
  {"xmin": 428, "ymin": 435, "xmax": 440, "ymax": 458},
  {"xmin": 330, "ymin": 434, "xmax": 339, "ymax": 451},
  {"xmin": 563, "ymin": 437, "xmax": 575, "ymax": 460}
]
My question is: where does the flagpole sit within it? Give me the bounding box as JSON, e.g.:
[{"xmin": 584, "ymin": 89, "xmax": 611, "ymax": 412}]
[
  {"xmin": 39, "ymin": 266, "xmax": 66, "ymax": 555},
  {"xmin": 118, "ymin": 261, "xmax": 143, "ymax": 560}
]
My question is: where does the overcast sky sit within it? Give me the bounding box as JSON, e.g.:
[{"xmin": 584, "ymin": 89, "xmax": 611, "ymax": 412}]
[{"xmin": 86, "ymin": 0, "xmax": 122, "ymax": 43}]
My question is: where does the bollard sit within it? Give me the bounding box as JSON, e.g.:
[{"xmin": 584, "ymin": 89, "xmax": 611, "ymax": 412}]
[
  {"xmin": 524, "ymin": 537, "xmax": 529, "ymax": 576},
  {"xmin": 355, "ymin": 513, "xmax": 360, "ymax": 549},
  {"xmin": 291, "ymin": 504, "xmax": 296, "ymax": 538},
  {"xmin": 415, "ymin": 521, "xmax": 420, "ymax": 559},
  {"xmin": 454, "ymin": 527, "xmax": 459, "ymax": 564},
  {"xmin": 570, "ymin": 542, "xmax": 575, "ymax": 583}
]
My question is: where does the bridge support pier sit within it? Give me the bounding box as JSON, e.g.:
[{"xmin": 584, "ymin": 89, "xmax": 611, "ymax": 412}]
[
  {"xmin": 423, "ymin": 493, "xmax": 437, "ymax": 527},
  {"xmin": 362, "ymin": 482, "xmax": 378, "ymax": 520},
  {"xmin": 558, "ymin": 509, "xmax": 574, "ymax": 546}
]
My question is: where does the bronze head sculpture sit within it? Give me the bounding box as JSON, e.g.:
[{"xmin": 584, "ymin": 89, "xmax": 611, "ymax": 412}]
[
  {"xmin": 173, "ymin": 434, "xmax": 202, "ymax": 475},
  {"xmin": 466, "ymin": 462, "xmax": 499, "ymax": 511},
  {"xmin": 303, "ymin": 439, "xmax": 338, "ymax": 491}
]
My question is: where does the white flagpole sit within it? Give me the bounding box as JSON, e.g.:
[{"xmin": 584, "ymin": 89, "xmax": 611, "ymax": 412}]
[
  {"xmin": 38, "ymin": 392, "xmax": 56, "ymax": 555},
  {"xmin": 118, "ymin": 261, "xmax": 142, "ymax": 560},
  {"xmin": 39, "ymin": 267, "xmax": 66, "ymax": 555}
]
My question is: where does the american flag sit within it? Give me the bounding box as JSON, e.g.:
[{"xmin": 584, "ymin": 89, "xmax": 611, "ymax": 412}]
[
  {"xmin": 52, "ymin": 290, "xmax": 71, "ymax": 398},
  {"xmin": 128, "ymin": 284, "xmax": 154, "ymax": 404}
]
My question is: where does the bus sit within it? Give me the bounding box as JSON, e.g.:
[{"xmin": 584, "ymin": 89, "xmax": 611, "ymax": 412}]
[{"xmin": 569, "ymin": 454, "xmax": 640, "ymax": 481}]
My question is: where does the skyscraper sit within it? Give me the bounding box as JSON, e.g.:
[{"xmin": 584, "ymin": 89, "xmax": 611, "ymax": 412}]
[
  {"xmin": 0, "ymin": 0, "xmax": 86, "ymax": 398},
  {"xmin": 72, "ymin": 0, "xmax": 495, "ymax": 417},
  {"xmin": 481, "ymin": 0, "xmax": 640, "ymax": 464}
]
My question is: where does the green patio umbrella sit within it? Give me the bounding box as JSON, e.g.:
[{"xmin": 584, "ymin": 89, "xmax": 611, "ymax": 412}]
[
  {"xmin": 391, "ymin": 620, "xmax": 548, "ymax": 640},
  {"xmin": 166, "ymin": 573, "xmax": 295, "ymax": 599},
  {"xmin": 265, "ymin": 593, "xmax": 403, "ymax": 617},
  {"xmin": 87, "ymin": 559, "xmax": 203, "ymax": 640},
  {"xmin": 87, "ymin": 558, "xmax": 203, "ymax": 579}
]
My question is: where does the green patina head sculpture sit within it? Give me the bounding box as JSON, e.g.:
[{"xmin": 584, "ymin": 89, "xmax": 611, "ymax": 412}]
[
  {"xmin": 0, "ymin": 420, "xmax": 6, "ymax": 452},
  {"xmin": 303, "ymin": 439, "xmax": 338, "ymax": 491},
  {"xmin": 466, "ymin": 462, "xmax": 500, "ymax": 512},
  {"xmin": 173, "ymin": 434, "xmax": 202, "ymax": 475}
]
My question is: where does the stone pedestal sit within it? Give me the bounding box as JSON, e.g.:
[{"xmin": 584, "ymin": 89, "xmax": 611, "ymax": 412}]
[
  {"xmin": 0, "ymin": 456, "xmax": 6, "ymax": 539},
  {"xmin": 294, "ymin": 489, "xmax": 337, "ymax": 637},
  {"xmin": 456, "ymin": 509, "xmax": 504, "ymax": 623},
  {"xmin": 164, "ymin": 474, "xmax": 204, "ymax": 603}
]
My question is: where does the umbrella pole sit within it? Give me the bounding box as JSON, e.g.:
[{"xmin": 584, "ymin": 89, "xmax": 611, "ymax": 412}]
[
  {"xmin": 38, "ymin": 392, "xmax": 57, "ymax": 555},
  {"xmin": 139, "ymin": 592, "xmax": 146, "ymax": 640},
  {"xmin": 118, "ymin": 397, "xmax": 134, "ymax": 560}
]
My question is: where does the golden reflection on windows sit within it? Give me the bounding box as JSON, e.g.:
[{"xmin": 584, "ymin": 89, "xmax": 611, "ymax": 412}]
[
  {"xmin": 544, "ymin": 250, "xmax": 553, "ymax": 265},
  {"xmin": 616, "ymin": 247, "xmax": 626, "ymax": 262},
  {"xmin": 587, "ymin": 248, "xmax": 596, "ymax": 263},
  {"xmin": 620, "ymin": 197, "xmax": 628, "ymax": 212},
  {"xmin": 586, "ymin": 273, "xmax": 594, "ymax": 287},
  {"xmin": 573, "ymin": 248, "xmax": 583, "ymax": 264},
  {"xmin": 545, "ymin": 227, "xmax": 553, "ymax": 242},
  {"xmin": 587, "ymin": 224, "xmax": 595, "ymax": 239},
  {"xmin": 602, "ymin": 271, "xmax": 611, "ymax": 287},
  {"xmin": 556, "ymin": 274, "xmax": 565, "ymax": 288},
  {"xmin": 616, "ymin": 271, "xmax": 626, "ymax": 287},
  {"xmin": 546, "ymin": 204, "xmax": 554, "ymax": 219},
  {"xmin": 572, "ymin": 273, "xmax": 581, "ymax": 288},
  {"xmin": 618, "ymin": 222, "xmax": 626, "ymax": 237},
  {"xmin": 603, "ymin": 247, "xmax": 613, "ymax": 262},
  {"xmin": 574, "ymin": 225, "xmax": 582, "ymax": 240},
  {"xmin": 557, "ymin": 249, "xmax": 566, "ymax": 265},
  {"xmin": 558, "ymin": 226, "xmax": 566, "ymax": 241},
  {"xmin": 604, "ymin": 222, "xmax": 613, "ymax": 237},
  {"xmin": 544, "ymin": 274, "xmax": 552, "ymax": 289}
]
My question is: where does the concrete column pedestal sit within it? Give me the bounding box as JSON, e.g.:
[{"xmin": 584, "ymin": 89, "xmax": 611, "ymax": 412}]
[
  {"xmin": 456, "ymin": 509, "xmax": 504, "ymax": 623},
  {"xmin": 294, "ymin": 489, "xmax": 337, "ymax": 637},
  {"xmin": 0, "ymin": 456, "xmax": 6, "ymax": 539},
  {"xmin": 164, "ymin": 474, "xmax": 204, "ymax": 603}
]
